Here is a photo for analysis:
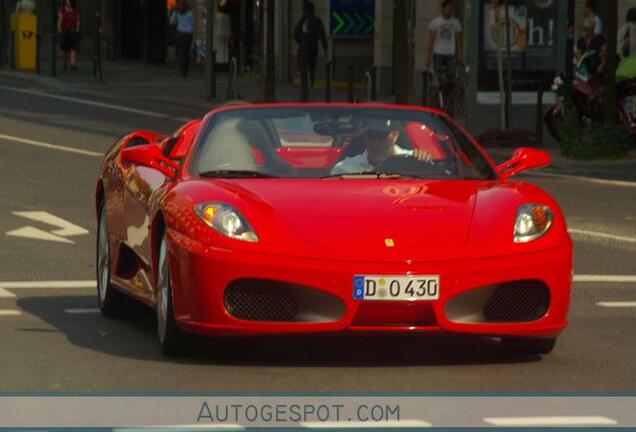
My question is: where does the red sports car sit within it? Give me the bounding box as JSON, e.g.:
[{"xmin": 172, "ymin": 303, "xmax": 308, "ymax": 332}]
[{"xmin": 95, "ymin": 103, "xmax": 572, "ymax": 356}]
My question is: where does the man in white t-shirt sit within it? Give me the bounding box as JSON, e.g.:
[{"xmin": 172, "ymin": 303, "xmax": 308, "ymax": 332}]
[{"xmin": 426, "ymin": 1, "xmax": 463, "ymax": 109}]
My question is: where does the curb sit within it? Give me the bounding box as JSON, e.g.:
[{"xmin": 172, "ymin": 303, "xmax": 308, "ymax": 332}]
[{"xmin": 0, "ymin": 69, "xmax": 65, "ymax": 91}]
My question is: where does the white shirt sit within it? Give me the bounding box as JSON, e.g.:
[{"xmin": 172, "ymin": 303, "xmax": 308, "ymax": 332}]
[
  {"xmin": 618, "ymin": 23, "xmax": 636, "ymax": 56},
  {"xmin": 429, "ymin": 16, "xmax": 462, "ymax": 56},
  {"xmin": 594, "ymin": 15, "xmax": 603, "ymax": 36},
  {"xmin": 170, "ymin": 10, "xmax": 194, "ymax": 33},
  {"xmin": 331, "ymin": 147, "xmax": 413, "ymax": 175}
]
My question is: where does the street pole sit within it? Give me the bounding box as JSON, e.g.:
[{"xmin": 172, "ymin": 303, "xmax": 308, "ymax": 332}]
[
  {"xmin": 51, "ymin": 0, "xmax": 58, "ymax": 77},
  {"xmin": 264, "ymin": 0, "xmax": 275, "ymax": 102},
  {"xmin": 0, "ymin": 0, "xmax": 7, "ymax": 67},
  {"xmin": 206, "ymin": 0, "xmax": 216, "ymax": 100},
  {"xmin": 394, "ymin": 0, "xmax": 409, "ymax": 104},
  {"xmin": 503, "ymin": 0, "xmax": 512, "ymax": 130},
  {"xmin": 565, "ymin": 0, "xmax": 575, "ymax": 98},
  {"xmin": 93, "ymin": 1, "xmax": 104, "ymax": 82},
  {"xmin": 604, "ymin": 0, "xmax": 618, "ymax": 125}
]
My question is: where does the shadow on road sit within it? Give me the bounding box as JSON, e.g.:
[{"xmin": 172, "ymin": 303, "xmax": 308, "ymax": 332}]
[{"xmin": 18, "ymin": 295, "xmax": 542, "ymax": 367}]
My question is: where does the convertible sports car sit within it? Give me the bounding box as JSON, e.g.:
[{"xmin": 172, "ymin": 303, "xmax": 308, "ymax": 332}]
[{"xmin": 95, "ymin": 103, "xmax": 572, "ymax": 356}]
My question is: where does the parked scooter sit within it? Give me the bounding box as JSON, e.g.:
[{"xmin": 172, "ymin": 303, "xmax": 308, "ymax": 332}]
[{"xmin": 545, "ymin": 52, "xmax": 636, "ymax": 140}]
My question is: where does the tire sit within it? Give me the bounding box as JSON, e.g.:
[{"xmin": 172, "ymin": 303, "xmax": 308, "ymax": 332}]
[
  {"xmin": 156, "ymin": 232, "xmax": 184, "ymax": 356},
  {"xmin": 544, "ymin": 107, "xmax": 562, "ymax": 142},
  {"xmin": 96, "ymin": 203, "xmax": 137, "ymax": 318},
  {"xmin": 501, "ymin": 337, "xmax": 557, "ymax": 355}
]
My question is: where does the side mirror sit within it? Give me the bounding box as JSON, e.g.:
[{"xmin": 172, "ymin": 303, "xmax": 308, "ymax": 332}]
[
  {"xmin": 496, "ymin": 147, "xmax": 551, "ymax": 180},
  {"xmin": 121, "ymin": 144, "xmax": 179, "ymax": 178}
]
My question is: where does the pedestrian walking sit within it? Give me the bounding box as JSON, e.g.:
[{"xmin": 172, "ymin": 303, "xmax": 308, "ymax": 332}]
[
  {"xmin": 585, "ymin": 0, "xmax": 603, "ymax": 36},
  {"xmin": 57, "ymin": 0, "xmax": 80, "ymax": 71},
  {"xmin": 293, "ymin": 1, "xmax": 328, "ymax": 100},
  {"xmin": 169, "ymin": 0, "xmax": 194, "ymax": 78},
  {"xmin": 618, "ymin": 8, "xmax": 636, "ymax": 61},
  {"xmin": 426, "ymin": 1, "xmax": 463, "ymax": 107}
]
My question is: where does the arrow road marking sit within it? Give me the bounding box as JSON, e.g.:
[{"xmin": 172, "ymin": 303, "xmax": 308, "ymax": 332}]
[
  {"xmin": 12, "ymin": 212, "xmax": 89, "ymax": 237},
  {"xmin": 6, "ymin": 211, "xmax": 89, "ymax": 244},
  {"xmin": 6, "ymin": 226, "xmax": 74, "ymax": 244}
]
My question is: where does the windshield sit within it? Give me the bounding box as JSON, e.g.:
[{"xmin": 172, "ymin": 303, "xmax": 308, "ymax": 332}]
[{"xmin": 192, "ymin": 107, "xmax": 496, "ymax": 180}]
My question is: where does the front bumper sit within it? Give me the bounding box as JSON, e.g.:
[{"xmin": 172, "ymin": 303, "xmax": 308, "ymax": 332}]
[{"xmin": 168, "ymin": 229, "xmax": 572, "ymax": 338}]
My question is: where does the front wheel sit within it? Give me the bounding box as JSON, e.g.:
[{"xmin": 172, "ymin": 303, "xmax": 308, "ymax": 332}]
[
  {"xmin": 156, "ymin": 233, "xmax": 184, "ymax": 356},
  {"xmin": 501, "ymin": 337, "xmax": 557, "ymax": 355}
]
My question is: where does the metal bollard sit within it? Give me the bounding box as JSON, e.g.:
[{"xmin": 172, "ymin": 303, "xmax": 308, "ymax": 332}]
[
  {"xmin": 325, "ymin": 61, "xmax": 332, "ymax": 102},
  {"xmin": 348, "ymin": 63, "xmax": 354, "ymax": 103},
  {"xmin": 422, "ymin": 71, "xmax": 429, "ymax": 106},
  {"xmin": 209, "ymin": 49, "xmax": 217, "ymax": 99},
  {"xmin": 536, "ymin": 79, "xmax": 544, "ymax": 145},
  {"xmin": 370, "ymin": 66, "xmax": 377, "ymax": 101}
]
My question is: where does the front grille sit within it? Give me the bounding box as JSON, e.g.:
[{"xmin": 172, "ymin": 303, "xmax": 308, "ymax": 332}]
[
  {"xmin": 224, "ymin": 280, "xmax": 298, "ymax": 322},
  {"xmin": 483, "ymin": 281, "xmax": 550, "ymax": 323}
]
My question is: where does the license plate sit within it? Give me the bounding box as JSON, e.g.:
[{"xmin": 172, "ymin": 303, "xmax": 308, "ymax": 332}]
[{"xmin": 353, "ymin": 275, "xmax": 440, "ymax": 301}]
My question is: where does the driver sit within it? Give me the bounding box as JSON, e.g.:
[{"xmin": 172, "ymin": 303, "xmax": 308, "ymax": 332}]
[{"xmin": 330, "ymin": 128, "xmax": 432, "ymax": 175}]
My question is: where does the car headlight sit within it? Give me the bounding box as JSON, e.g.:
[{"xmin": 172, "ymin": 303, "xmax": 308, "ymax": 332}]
[
  {"xmin": 194, "ymin": 202, "xmax": 258, "ymax": 242},
  {"xmin": 514, "ymin": 204, "xmax": 553, "ymax": 243}
]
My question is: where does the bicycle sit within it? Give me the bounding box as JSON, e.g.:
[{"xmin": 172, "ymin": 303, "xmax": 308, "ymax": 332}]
[{"xmin": 425, "ymin": 62, "xmax": 469, "ymax": 120}]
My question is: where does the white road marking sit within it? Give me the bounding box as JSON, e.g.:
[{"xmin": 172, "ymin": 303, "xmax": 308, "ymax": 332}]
[
  {"xmin": 0, "ymin": 310, "xmax": 22, "ymax": 316},
  {"xmin": 6, "ymin": 226, "xmax": 74, "ymax": 244},
  {"xmin": 13, "ymin": 211, "xmax": 89, "ymax": 237},
  {"xmin": 575, "ymin": 275, "xmax": 636, "ymax": 283},
  {"xmin": 0, "ymin": 287, "xmax": 16, "ymax": 298},
  {"xmin": 7, "ymin": 211, "xmax": 89, "ymax": 244},
  {"xmin": 0, "ymin": 133, "xmax": 102, "ymax": 157},
  {"xmin": 0, "ymin": 281, "xmax": 95, "ymax": 289},
  {"xmin": 569, "ymin": 228, "xmax": 636, "ymax": 244},
  {"xmin": 301, "ymin": 420, "xmax": 432, "ymax": 428},
  {"xmin": 529, "ymin": 171, "xmax": 636, "ymax": 188},
  {"xmin": 597, "ymin": 302, "xmax": 636, "ymax": 308},
  {"xmin": 483, "ymin": 416, "xmax": 618, "ymax": 427},
  {"xmin": 0, "ymin": 84, "xmax": 191, "ymax": 122},
  {"xmin": 64, "ymin": 308, "xmax": 101, "ymax": 315}
]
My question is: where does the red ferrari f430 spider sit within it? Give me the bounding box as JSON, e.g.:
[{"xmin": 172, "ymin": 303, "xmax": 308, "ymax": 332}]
[{"xmin": 95, "ymin": 103, "xmax": 572, "ymax": 355}]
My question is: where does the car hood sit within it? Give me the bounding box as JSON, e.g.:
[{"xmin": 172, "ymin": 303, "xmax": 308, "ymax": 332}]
[{"xmin": 226, "ymin": 179, "xmax": 482, "ymax": 261}]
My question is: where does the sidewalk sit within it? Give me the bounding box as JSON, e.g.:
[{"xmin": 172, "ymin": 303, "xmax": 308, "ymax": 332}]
[
  {"xmin": 0, "ymin": 58, "xmax": 357, "ymax": 110},
  {"xmin": 1, "ymin": 59, "xmax": 635, "ymax": 182}
]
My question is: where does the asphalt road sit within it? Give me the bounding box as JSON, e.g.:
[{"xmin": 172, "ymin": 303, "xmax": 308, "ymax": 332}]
[{"xmin": 0, "ymin": 80, "xmax": 635, "ymax": 394}]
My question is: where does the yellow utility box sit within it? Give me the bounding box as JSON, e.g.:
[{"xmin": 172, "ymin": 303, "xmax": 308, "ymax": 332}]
[{"xmin": 11, "ymin": 13, "xmax": 37, "ymax": 71}]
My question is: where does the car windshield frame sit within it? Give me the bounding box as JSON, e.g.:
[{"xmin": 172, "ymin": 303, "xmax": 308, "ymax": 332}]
[{"xmin": 189, "ymin": 106, "xmax": 497, "ymax": 181}]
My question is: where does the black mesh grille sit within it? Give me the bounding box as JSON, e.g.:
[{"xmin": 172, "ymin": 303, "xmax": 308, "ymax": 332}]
[
  {"xmin": 483, "ymin": 281, "xmax": 550, "ymax": 323},
  {"xmin": 224, "ymin": 280, "xmax": 298, "ymax": 322},
  {"xmin": 127, "ymin": 136, "xmax": 150, "ymax": 148}
]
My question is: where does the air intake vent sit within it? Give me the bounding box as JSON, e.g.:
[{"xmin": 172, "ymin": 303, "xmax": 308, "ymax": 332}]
[
  {"xmin": 483, "ymin": 281, "xmax": 550, "ymax": 323},
  {"xmin": 224, "ymin": 281, "xmax": 299, "ymax": 322}
]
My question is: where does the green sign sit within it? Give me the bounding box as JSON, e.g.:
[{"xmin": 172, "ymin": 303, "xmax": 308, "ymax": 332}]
[{"xmin": 330, "ymin": 0, "xmax": 375, "ymax": 37}]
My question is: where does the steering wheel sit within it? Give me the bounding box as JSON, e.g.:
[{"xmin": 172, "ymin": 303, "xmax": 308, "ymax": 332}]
[{"xmin": 375, "ymin": 155, "xmax": 449, "ymax": 177}]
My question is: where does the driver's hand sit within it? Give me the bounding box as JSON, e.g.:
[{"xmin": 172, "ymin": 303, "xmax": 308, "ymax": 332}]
[{"xmin": 413, "ymin": 148, "xmax": 434, "ymax": 164}]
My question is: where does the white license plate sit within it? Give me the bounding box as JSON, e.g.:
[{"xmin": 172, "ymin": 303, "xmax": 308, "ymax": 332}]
[{"xmin": 353, "ymin": 275, "xmax": 440, "ymax": 301}]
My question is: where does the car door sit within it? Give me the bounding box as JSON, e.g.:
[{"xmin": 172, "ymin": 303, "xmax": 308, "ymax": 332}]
[{"xmin": 122, "ymin": 121, "xmax": 200, "ymax": 301}]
